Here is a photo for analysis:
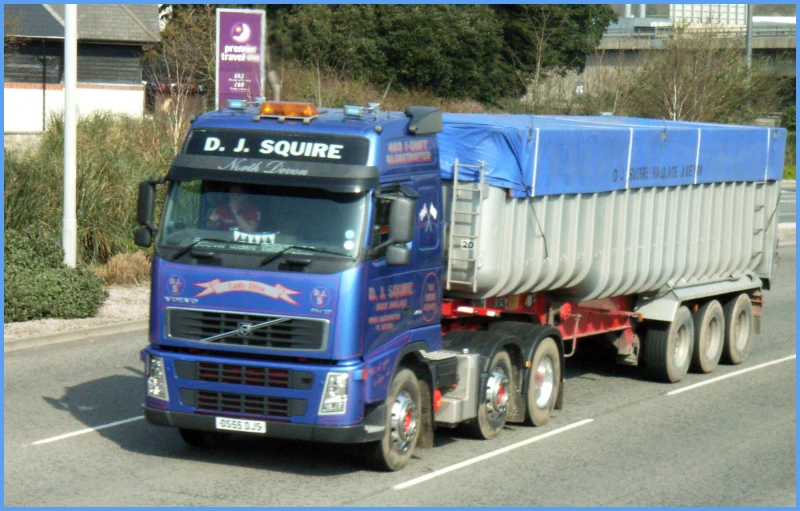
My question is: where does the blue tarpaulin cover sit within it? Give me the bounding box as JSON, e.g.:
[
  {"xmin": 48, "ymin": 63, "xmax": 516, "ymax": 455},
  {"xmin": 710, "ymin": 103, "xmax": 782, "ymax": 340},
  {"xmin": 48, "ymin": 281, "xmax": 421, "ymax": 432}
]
[{"xmin": 438, "ymin": 114, "xmax": 787, "ymax": 198}]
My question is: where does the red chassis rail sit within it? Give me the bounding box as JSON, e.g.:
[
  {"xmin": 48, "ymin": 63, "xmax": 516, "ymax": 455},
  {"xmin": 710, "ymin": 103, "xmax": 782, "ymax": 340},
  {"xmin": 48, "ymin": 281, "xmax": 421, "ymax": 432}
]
[{"xmin": 442, "ymin": 292, "xmax": 641, "ymax": 358}]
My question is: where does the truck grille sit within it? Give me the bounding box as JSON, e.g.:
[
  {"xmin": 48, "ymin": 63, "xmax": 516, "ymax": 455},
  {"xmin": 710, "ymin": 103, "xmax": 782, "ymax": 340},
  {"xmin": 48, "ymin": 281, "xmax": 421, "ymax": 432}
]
[
  {"xmin": 180, "ymin": 390, "xmax": 307, "ymax": 418},
  {"xmin": 167, "ymin": 308, "xmax": 327, "ymax": 351},
  {"xmin": 173, "ymin": 360, "xmax": 314, "ymax": 390},
  {"xmin": 199, "ymin": 363, "xmax": 288, "ymax": 387}
]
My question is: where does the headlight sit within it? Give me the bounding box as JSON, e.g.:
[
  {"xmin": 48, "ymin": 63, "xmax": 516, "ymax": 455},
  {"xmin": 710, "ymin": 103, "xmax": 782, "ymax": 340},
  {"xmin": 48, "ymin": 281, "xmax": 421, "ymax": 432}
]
[
  {"xmin": 147, "ymin": 355, "xmax": 169, "ymax": 401},
  {"xmin": 319, "ymin": 372, "xmax": 348, "ymax": 415}
]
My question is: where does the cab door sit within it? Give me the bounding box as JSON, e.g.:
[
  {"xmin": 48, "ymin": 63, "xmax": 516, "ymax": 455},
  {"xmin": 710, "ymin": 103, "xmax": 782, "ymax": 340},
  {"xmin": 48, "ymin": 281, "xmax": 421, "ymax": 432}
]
[{"xmin": 362, "ymin": 178, "xmax": 444, "ymax": 356}]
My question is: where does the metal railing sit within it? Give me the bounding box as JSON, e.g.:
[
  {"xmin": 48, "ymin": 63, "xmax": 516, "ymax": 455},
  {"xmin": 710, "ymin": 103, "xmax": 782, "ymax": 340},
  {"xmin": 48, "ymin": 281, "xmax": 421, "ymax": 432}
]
[{"xmin": 603, "ymin": 24, "xmax": 796, "ymax": 41}]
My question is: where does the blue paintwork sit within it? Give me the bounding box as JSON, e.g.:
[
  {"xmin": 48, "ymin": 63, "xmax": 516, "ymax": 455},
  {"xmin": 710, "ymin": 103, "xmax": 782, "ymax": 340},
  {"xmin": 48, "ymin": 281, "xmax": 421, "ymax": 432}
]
[
  {"xmin": 147, "ymin": 344, "xmax": 367, "ymax": 426},
  {"xmin": 152, "ymin": 257, "xmax": 343, "ymax": 358},
  {"xmin": 146, "ymin": 106, "xmax": 446, "ymax": 430},
  {"xmin": 189, "ymin": 108, "xmax": 421, "ymax": 169}
]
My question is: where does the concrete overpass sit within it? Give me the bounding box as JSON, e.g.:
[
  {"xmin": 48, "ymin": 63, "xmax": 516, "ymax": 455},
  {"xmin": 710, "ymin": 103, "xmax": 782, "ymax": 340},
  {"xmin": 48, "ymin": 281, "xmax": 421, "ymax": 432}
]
[{"xmin": 591, "ymin": 24, "xmax": 796, "ymax": 76}]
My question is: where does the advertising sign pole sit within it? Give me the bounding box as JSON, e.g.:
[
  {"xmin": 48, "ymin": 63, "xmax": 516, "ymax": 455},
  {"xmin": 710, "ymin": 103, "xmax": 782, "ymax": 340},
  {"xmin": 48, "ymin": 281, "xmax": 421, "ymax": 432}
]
[{"xmin": 215, "ymin": 8, "xmax": 266, "ymax": 109}]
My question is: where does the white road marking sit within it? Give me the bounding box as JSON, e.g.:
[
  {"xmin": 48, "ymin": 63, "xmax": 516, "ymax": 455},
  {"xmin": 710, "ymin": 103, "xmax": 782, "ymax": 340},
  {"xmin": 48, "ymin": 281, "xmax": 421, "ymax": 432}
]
[
  {"xmin": 394, "ymin": 418, "xmax": 594, "ymax": 490},
  {"xmin": 667, "ymin": 354, "xmax": 796, "ymax": 396},
  {"xmin": 31, "ymin": 416, "xmax": 144, "ymax": 446}
]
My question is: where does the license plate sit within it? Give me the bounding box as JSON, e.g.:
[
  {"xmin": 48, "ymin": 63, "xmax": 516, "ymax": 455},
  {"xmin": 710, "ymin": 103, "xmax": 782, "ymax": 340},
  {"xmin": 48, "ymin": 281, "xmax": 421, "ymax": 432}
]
[{"xmin": 215, "ymin": 417, "xmax": 266, "ymax": 434}]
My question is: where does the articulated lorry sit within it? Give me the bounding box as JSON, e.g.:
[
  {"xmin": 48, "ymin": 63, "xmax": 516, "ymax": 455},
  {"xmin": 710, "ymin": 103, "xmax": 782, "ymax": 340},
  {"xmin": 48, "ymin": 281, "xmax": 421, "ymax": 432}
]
[{"xmin": 135, "ymin": 100, "xmax": 785, "ymax": 470}]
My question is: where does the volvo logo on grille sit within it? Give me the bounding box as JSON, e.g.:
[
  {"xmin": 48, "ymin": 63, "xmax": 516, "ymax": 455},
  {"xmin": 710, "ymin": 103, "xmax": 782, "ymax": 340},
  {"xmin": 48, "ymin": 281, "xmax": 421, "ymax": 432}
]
[{"xmin": 237, "ymin": 323, "xmax": 254, "ymax": 337}]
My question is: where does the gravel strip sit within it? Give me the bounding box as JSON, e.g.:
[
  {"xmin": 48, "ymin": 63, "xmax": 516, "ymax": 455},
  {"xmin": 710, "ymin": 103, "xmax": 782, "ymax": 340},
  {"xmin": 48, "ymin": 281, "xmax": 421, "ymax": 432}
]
[{"xmin": 3, "ymin": 285, "xmax": 150, "ymax": 341}]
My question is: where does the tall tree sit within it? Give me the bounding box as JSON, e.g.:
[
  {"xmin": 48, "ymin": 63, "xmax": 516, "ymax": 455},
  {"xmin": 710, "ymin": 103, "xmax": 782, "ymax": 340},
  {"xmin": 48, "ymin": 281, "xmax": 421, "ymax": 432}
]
[
  {"xmin": 143, "ymin": 5, "xmax": 216, "ymax": 153},
  {"xmin": 493, "ymin": 5, "xmax": 616, "ymax": 96},
  {"xmin": 373, "ymin": 5, "xmax": 507, "ymax": 102},
  {"xmin": 620, "ymin": 26, "xmax": 784, "ymax": 123},
  {"xmin": 275, "ymin": 5, "xmax": 509, "ymax": 102}
]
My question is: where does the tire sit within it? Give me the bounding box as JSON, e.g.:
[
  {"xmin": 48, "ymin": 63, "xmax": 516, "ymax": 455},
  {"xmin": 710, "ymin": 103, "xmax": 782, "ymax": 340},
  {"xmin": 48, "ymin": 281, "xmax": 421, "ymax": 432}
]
[
  {"xmin": 526, "ymin": 338, "xmax": 561, "ymax": 426},
  {"xmin": 721, "ymin": 294, "xmax": 754, "ymax": 365},
  {"xmin": 690, "ymin": 300, "xmax": 725, "ymax": 374},
  {"xmin": 361, "ymin": 367, "xmax": 421, "ymax": 471},
  {"xmin": 460, "ymin": 350, "xmax": 512, "ymax": 440},
  {"xmin": 643, "ymin": 306, "xmax": 694, "ymax": 383},
  {"xmin": 178, "ymin": 429, "xmax": 230, "ymax": 448}
]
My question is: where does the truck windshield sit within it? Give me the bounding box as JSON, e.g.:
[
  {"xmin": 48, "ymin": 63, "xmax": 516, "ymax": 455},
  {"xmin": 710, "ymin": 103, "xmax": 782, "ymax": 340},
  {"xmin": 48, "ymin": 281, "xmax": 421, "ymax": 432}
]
[{"xmin": 157, "ymin": 180, "xmax": 367, "ymax": 264}]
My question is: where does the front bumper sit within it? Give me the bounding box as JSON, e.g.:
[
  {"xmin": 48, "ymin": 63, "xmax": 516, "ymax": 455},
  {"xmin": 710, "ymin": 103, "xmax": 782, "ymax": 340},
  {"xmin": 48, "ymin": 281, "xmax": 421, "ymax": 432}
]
[{"xmin": 143, "ymin": 404, "xmax": 387, "ymax": 444}]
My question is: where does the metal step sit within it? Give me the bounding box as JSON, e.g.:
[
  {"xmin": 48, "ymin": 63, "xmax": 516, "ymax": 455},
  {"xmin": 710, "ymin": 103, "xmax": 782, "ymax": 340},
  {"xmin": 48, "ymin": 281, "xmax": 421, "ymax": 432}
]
[
  {"xmin": 448, "ymin": 279, "xmax": 474, "ymax": 286},
  {"xmin": 419, "ymin": 350, "xmax": 458, "ymax": 361}
]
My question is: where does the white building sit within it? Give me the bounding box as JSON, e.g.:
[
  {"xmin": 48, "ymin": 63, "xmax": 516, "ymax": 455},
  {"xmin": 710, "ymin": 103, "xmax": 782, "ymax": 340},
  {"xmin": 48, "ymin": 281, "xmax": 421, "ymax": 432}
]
[{"xmin": 4, "ymin": 4, "xmax": 160, "ymax": 134}]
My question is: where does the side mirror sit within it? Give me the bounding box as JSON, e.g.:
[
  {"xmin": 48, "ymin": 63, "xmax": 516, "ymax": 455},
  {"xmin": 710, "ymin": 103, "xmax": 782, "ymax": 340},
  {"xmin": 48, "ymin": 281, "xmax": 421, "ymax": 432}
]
[
  {"xmin": 137, "ymin": 181, "xmax": 155, "ymax": 228},
  {"xmin": 134, "ymin": 226, "xmax": 153, "ymax": 248},
  {"xmin": 386, "ymin": 245, "xmax": 411, "ymax": 266},
  {"xmin": 388, "ymin": 198, "xmax": 415, "ymax": 244}
]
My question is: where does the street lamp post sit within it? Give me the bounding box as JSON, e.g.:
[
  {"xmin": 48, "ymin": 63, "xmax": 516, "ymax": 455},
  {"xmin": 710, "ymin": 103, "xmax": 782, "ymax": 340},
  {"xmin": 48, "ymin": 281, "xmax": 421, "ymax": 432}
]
[
  {"xmin": 63, "ymin": 4, "xmax": 77, "ymax": 267},
  {"xmin": 745, "ymin": 4, "xmax": 753, "ymax": 69}
]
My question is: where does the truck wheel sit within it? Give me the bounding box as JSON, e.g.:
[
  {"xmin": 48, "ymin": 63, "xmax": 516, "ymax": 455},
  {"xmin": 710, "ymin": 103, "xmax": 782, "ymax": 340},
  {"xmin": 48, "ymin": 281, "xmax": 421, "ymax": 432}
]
[
  {"xmin": 178, "ymin": 429, "xmax": 230, "ymax": 448},
  {"xmin": 526, "ymin": 337, "xmax": 561, "ymax": 426},
  {"xmin": 460, "ymin": 350, "xmax": 512, "ymax": 440},
  {"xmin": 690, "ymin": 300, "xmax": 724, "ymax": 374},
  {"xmin": 362, "ymin": 367, "xmax": 420, "ymax": 471},
  {"xmin": 643, "ymin": 306, "xmax": 694, "ymax": 383},
  {"xmin": 721, "ymin": 294, "xmax": 754, "ymax": 365}
]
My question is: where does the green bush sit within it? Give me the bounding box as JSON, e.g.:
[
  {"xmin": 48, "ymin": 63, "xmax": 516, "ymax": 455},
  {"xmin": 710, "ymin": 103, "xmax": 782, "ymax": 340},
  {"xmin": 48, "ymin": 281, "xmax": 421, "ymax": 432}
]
[
  {"xmin": 781, "ymin": 106, "xmax": 796, "ymax": 131},
  {"xmin": 4, "ymin": 229, "xmax": 107, "ymax": 323},
  {"xmin": 4, "ymin": 265, "xmax": 107, "ymax": 323},
  {"xmin": 4, "ymin": 229, "xmax": 64, "ymax": 270},
  {"xmin": 785, "ymin": 131, "xmax": 796, "ymax": 180}
]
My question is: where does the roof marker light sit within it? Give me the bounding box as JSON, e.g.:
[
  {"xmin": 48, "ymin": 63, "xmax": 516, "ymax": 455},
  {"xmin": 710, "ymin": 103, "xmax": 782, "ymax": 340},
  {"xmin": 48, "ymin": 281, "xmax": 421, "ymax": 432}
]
[
  {"xmin": 343, "ymin": 102, "xmax": 380, "ymax": 119},
  {"xmin": 343, "ymin": 105, "xmax": 364, "ymax": 117}
]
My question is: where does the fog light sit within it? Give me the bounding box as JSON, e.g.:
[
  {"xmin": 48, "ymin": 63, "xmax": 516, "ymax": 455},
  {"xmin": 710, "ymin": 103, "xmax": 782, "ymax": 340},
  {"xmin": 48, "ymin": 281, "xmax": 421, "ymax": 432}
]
[
  {"xmin": 147, "ymin": 355, "xmax": 169, "ymax": 401},
  {"xmin": 319, "ymin": 372, "xmax": 348, "ymax": 415}
]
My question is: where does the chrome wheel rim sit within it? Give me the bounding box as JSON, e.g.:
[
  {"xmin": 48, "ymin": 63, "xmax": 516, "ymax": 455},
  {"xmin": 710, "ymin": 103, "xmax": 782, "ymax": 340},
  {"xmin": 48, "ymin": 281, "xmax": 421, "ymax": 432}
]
[
  {"xmin": 705, "ymin": 316, "xmax": 722, "ymax": 359},
  {"xmin": 673, "ymin": 323, "xmax": 691, "ymax": 368},
  {"xmin": 390, "ymin": 391, "xmax": 417, "ymax": 452},
  {"xmin": 734, "ymin": 309, "xmax": 750, "ymax": 352},
  {"xmin": 535, "ymin": 357, "xmax": 555, "ymax": 409},
  {"xmin": 485, "ymin": 369, "xmax": 509, "ymax": 421}
]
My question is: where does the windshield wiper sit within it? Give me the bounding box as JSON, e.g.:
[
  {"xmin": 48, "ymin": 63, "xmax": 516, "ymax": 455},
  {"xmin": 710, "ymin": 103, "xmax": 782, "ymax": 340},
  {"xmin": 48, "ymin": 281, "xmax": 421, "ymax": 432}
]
[
  {"xmin": 259, "ymin": 245, "xmax": 348, "ymax": 267},
  {"xmin": 168, "ymin": 238, "xmax": 227, "ymax": 261}
]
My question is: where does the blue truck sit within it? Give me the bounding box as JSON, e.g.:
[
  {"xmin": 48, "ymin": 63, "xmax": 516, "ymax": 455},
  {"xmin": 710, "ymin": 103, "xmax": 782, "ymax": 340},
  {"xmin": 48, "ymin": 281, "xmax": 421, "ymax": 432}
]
[{"xmin": 136, "ymin": 100, "xmax": 784, "ymax": 470}]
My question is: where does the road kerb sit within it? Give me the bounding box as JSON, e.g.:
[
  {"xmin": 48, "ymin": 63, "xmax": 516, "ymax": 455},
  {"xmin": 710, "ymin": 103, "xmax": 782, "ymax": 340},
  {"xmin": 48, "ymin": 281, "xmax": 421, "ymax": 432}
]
[{"xmin": 4, "ymin": 319, "xmax": 148, "ymax": 353}]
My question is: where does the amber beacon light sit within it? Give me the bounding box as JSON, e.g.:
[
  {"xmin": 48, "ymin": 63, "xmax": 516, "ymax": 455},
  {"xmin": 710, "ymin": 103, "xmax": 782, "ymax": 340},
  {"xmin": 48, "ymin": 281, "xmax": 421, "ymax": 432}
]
[{"xmin": 259, "ymin": 101, "xmax": 318, "ymax": 119}]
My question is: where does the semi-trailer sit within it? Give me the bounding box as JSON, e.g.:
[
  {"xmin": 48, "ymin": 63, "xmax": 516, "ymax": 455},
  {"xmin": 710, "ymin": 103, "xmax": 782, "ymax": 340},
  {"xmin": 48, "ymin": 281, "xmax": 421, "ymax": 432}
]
[{"xmin": 135, "ymin": 101, "xmax": 785, "ymax": 470}]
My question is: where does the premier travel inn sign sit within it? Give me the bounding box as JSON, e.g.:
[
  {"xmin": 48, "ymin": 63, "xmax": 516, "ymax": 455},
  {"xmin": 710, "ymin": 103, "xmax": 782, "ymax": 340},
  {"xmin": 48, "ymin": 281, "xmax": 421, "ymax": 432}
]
[{"xmin": 216, "ymin": 8, "xmax": 266, "ymax": 109}]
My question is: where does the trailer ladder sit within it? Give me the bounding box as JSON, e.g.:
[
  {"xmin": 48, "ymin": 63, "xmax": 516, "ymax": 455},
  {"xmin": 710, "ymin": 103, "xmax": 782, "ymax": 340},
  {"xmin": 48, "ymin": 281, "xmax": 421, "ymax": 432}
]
[
  {"xmin": 750, "ymin": 181, "xmax": 768, "ymax": 261},
  {"xmin": 446, "ymin": 159, "xmax": 486, "ymax": 293}
]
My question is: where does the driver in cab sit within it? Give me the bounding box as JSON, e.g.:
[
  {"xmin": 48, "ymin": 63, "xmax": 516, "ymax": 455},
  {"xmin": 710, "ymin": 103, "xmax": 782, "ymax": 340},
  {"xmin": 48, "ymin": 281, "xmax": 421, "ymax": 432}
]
[{"xmin": 208, "ymin": 184, "xmax": 260, "ymax": 233}]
